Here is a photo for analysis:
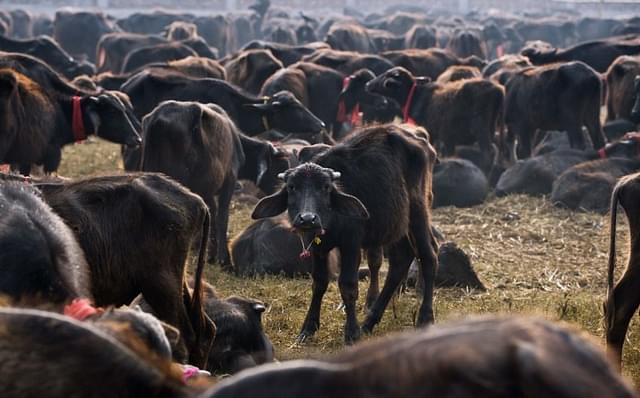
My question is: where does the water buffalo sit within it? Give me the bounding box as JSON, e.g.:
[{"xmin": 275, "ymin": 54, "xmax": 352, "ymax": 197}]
[
  {"xmin": 0, "ymin": 181, "xmax": 90, "ymax": 305},
  {"xmin": 0, "ymin": 68, "xmax": 141, "ymax": 175},
  {"xmin": 504, "ymin": 62, "xmax": 605, "ymax": 159},
  {"xmin": 252, "ymin": 124, "xmax": 438, "ymax": 343},
  {"xmin": 0, "ymin": 308, "xmax": 212, "ymax": 398},
  {"xmin": 606, "ymin": 55, "xmax": 640, "ymax": 123},
  {"xmin": 605, "ymin": 171, "xmax": 640, "ymax": 367},
  {"xmin": 302, "ymin": 48, "xmax": 394, "ymax": 75},
  {"xmin": 139, "ymin": 101, "xmax": 290, "ymax": 265},
  {"xmin": 551, "ymin": 157, "xmax": 640, "ymax": 213},
  {"xmin": 381, "ymin": 48, "xmax": 486, "ymax": 80},
  {"xmin": 53, "ymin": 10, "xmax": 114, "ymax": 62},
  {"xmin": 96, "ymin": 32, "xmax": 168, "ymax": 73},
  {"xmin": 0, "ymin": 35, "xmax": 94, "ymax": 78},
  {"xmin": 522, "ymin": 35, "xmax": 640, "ymax": 73},
  {"xmin": 433, "ymin": 158, "xmax": 488, "ymax": 208},
  {"xmin": 366, "ymin": 66, "xmax": 503, "ymax": 174},
  {"xmin": 121, "ymin": 71, "xmax": 325, "ymax": 136},
  {"xmin": 121, "ymin": 42, "xmax": 198, "ymax": 73},
  {"xmin": 202, "ymin": 316, "xmax": 634, "ymax": 398},
  {"xmin": 224, "ymin": 49, "xmax": 283, "ymax": 95},
  {"xmin": 39, "ymin": 173, "xmax": 216, "ymax": 369}
]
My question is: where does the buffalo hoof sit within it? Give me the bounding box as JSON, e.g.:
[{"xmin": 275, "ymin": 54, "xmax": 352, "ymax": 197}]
[
  {"xmin": 295, "ymin": 330, "xmax": 315, "ymax": 345},
  {"xmin": 361, "ymin": 318, "xmax": 375, "ymax": 335},
  {"xmin": 345, "ymin": 325, "xmax": 361, "ymax": 344}
]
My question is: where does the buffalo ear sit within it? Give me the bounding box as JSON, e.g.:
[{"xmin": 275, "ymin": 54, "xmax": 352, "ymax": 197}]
[
  {"xmin": 331, "ymin": 190, "xmax": 369, "ymax": 220},
  {"xmin": 252, "ymin": 188, "xmax": 288, "ymax": 219}
]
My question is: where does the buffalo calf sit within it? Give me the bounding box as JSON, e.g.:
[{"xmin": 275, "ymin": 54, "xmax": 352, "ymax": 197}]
[
  {"xmin": 252, "ymin": 124, "xmax": 438, "ymax": 343},
  {"xmin": 39, "ymin": 173, "xmax": 215, "ymax": 369}
]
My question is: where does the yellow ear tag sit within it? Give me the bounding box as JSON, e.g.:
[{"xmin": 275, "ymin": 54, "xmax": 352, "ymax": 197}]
[{"xmin": 313, "ymin": 237, "xmax": 322, "ymax": 245}]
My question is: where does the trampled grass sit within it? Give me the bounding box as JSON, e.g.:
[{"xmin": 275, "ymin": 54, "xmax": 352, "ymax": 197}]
[{"xmin": 58, "ymin": 139, "xmax": 640, "ymax": 385}]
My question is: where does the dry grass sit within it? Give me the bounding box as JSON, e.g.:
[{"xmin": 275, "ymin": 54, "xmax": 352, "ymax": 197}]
[{"xmin": 58, "ymin": 140, "xmax": 640, "ymax": 384}]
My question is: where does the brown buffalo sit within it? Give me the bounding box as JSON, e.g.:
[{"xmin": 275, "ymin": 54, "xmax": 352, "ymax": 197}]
[
  {"xmin": 382, "ymin": 48, "xmax": 486, "ymax": 80},
  {"xmin": 606, "ymin": 55, "xmax": 640, "ymax": 123},
  {"xmin": 252, "ymin": 124, "xmax": 438, "ymax": 343},
  {"xmin": 0, "ymin": 308, "xmax": 212, "ymax": 398},
  {"xmin": 202, "ymin": 316, "xmax": 635, "ymax": 398},
  {"xmin": 504, "ymin": 62, "xmax": 606, "ymax": 159},
  {"xmin": 39, "ymin": 173, "xmax": 216, "ymax": 369},
  {"xmin": 605, "ymin": 171, "xmax": 640, "ymax": 367},
  {"xmin": 0, "ymin": 68, "xmax": 141, "ymax": 175},
  {"xmin": 367, "ymin": 67, "xmax": 503, "ymax": 173},
  {"xmin": 224, "ymin": 49, "xmax": 283, "ymax": 95}
]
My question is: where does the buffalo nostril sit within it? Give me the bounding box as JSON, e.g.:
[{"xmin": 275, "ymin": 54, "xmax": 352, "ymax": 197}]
[{"xmin": 296, "ymin": 212, "xmax": 318, "ymax": 227}]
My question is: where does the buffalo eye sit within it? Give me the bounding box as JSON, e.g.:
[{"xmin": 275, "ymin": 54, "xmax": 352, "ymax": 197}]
[
  {"xmin": 287, "ymin": 184, "xmax": 296, "ymax": 192},
  {"xmin": 323, "ymin": 184, "xmax": 331, "ymax": 192}
]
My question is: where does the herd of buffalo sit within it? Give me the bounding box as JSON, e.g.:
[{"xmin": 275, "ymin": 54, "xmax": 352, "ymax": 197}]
[{"xmin": 3, "ymin": 1, "xmax": 640, "ymax": 396}]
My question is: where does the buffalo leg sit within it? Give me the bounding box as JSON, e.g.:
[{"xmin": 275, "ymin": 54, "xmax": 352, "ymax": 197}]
[
  {"xmin": 215, "ymin": 176, "xmax": 235, "ymax": 267},
  {"xmin": 365, "ymin": 247, "xmax": 383, "ymax": 310},
  {"xmin": 410, "ymin": 203, "xmax": 438, "ymax": 326},
  {"xmin": 205, "ymin": 195, "xmax": 218, "ymax": 264},
  {"xmin": 362, "ymin": 237, "xmax": 413, "ymax": 334},
  {"xmin": 142, "ymin": 267, "xmax": 202, "ymax": 366},
  {"xmin": 298, "ymin": 251, "xmax": 329, "ymax": 342},
  {"xmin": 566, "ymin": 124, "xmax": 586, "ymax": 150},
  {"xmin": 516, "ymin": 127, "xmax": 533, "ymax": 159},
  {"xmin": 605, "ymin": 261, "xmax": 640, "ymax": 367},
  {"xmin": 338, "ymin": 245, "xmax": 362, "ymax": 344},
  {"xmin": 585, "ymin": 109, "xmax": 606, "ymax": 150}
]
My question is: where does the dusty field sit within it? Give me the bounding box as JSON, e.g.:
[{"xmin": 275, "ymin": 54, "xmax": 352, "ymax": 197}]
[{"xmin": 59, "ymin": 138, "xmax": 640, "ymax": 384}]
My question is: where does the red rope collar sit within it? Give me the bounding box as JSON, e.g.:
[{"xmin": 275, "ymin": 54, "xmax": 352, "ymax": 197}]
[
  {"xmin": 72, "ymin": 96, "xmax": 87, "ymax": 142},
  {"xmin": 598, "ymin": 147, "xmax": 607, "ymax": 159},
  {"xmin": 336, "ymin": 76, "xmax": 362, "ymax": 126},
  {"xmin": 402, "ymin": 81, "xmax": 417, "ymax": 125},
  {"xmin": 64, "ymin": 298, "xmax": 101, "ymax": 321}
]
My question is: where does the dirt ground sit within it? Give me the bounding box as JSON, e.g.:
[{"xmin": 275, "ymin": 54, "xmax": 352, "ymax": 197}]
[{"xmin": 59, "ymin": 138, "xmax": 640, "ymax": 384}]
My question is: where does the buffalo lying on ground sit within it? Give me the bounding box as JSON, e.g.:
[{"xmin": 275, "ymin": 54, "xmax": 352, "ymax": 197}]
[
  {"xmin": 252, "ymin": 124, "xmax": 438, "ymax": 343},
  {"xmin": 433, "ymin": 159, "xmax": 488, "ymax": 208},
  {"xmin": 550, "ymin": 157, "xmax": 640, "ymax": 213},
  {"xmin": 231, "ymin": 216, "xmax": 340, "ymax": 277},
  {"xmin": 496, "ymin": 137, "xmax": 639, "ymax": 197},
  {"xmin": 202, "ymin": 316, "xmax": 634, "ymax": 398},
  {"xmin": 0, "ymin": 308, "xmax": 212, "ymax": 398},
  {"xmin": 0, "ymin": 181, "xmax": 90, "ymax": 305}
]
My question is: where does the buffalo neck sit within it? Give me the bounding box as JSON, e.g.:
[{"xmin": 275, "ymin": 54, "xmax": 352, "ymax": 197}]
[
  {"xmin": 237, "ymin": 134, "xmax": 266, "ymax": 182},
  {"xmin": 229, "ymin": 90, "xmax": 268, "ymax": 136},
  {"xmin": 58, "ymin": 97, "xmax": 92, "ymax": 144}
]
